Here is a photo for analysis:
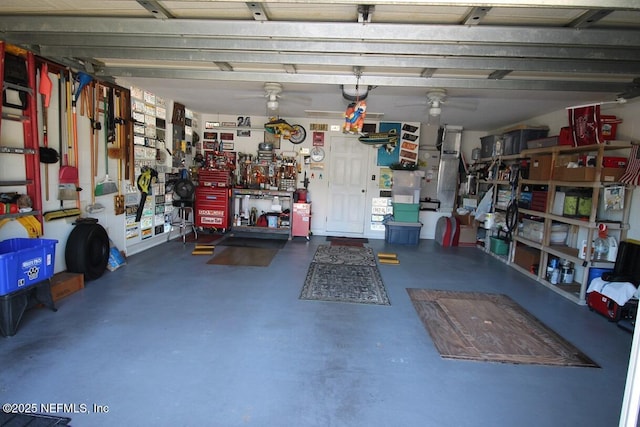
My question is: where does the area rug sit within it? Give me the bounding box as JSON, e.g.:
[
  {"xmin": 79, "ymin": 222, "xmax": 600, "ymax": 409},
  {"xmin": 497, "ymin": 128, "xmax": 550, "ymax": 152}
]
[
  {"xmin": 312, "ymin": 244, "xmax": 376, "ymax": 266},
  {"xmin": 219, "ymin": 237, "xmax": 287, "ymax": 249},
  {"xmin": 299, "ymin": 245, "xmax": 390, "ymax": 305},
  {"xmin": 0, "ymin": 411, "xmax": 71, "ymax": 426},
  {"xmin": 330, "ymin": 239, "xmax": 364, "ymax": 247},
  {"xmin": 407, "ymin": 289, "xmax": 599, "ymax": 368},
  {"xmin": 326, "ymin": 236, "xmax": 369, "ymax": 246},
  {"xmin": 207, "ymin": 246, "xmax": 279, "ymax": 267}
]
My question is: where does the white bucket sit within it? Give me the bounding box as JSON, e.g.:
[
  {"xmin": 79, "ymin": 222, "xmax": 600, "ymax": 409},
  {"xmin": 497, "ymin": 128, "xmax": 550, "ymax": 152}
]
[{"xmin": 484, "ymin": 213, "xmax": 494, "ymax": 229}]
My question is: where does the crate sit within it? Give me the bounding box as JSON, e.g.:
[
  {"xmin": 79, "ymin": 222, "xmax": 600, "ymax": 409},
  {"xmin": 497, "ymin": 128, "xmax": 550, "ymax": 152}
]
[
  {"xmin": 480, "ymin": 135, "xmax": 502, "ymax": 158},
  {"xmin": 489, "ymin": 236, "xmax": 509, "ymax": 255},
  {"xmin": 0, "ymin": 238, "xmax": 58, "ymax": 296},
  {"xmin": 392, "ymin": 202, "xmax": 420, "ymax": 222},
  {"xmin": 503, "ymin": 127, "xmax": 549, "ymax": 155},
  {"xmin": 385, "ymin": 221, "xmax": 422, "ymax": 245}
]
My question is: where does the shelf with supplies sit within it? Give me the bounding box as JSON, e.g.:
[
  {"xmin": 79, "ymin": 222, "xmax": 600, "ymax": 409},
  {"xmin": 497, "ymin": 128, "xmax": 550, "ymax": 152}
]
[
  {"xmin": 510, "ymin": 140, "xmax": 635, "ymax": 305},
  {"xmin": 231, "ymin": 189, "xmax": 293, "ymax": 238}
]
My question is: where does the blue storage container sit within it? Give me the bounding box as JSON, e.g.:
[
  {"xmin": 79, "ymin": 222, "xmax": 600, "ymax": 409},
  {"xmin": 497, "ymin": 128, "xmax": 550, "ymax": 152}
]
[
  {"xmin": 588, "ymin": 267, "xmax": 613, "ymax": 288},
  {"xmin": 0, "ymin": 238, "xmax": 58, "ymax": 296},
  {"xmin": 384, "ymin": 221, "xmax": 422, "ymax": 245}
]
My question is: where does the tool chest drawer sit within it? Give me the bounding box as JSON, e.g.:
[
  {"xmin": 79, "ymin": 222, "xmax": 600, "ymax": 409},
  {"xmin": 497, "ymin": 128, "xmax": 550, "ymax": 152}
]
[
  {"xmin": 198, "ymin": 170, "xmax": 231, "ymax": 188},
  {"xmin": 195, "ymin": 187, "xmax": 230, "ymax": 229}
]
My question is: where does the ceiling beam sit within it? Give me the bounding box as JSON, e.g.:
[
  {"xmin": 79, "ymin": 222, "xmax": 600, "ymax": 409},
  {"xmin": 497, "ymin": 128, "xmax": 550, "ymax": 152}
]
[
  {"xmin": 2, "ymin": 17, "xmax": 639, "ymax": 48},
  {"xmin": 18, "ymin": 33, "xmax": 640, "ymax": 63},
  {"xmin": 41, "ymin": 46, "xmax": 640, "ymax": 75},
  {"xmin": 98, "ymin": 66, "xmax": 632, "ymax": 93},
  {"xmin": 111, "ymin": 0, "xmax": 640, "ymax": 8}
]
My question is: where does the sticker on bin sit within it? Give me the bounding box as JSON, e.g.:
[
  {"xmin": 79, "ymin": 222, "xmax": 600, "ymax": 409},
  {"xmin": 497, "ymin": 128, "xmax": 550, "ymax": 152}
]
[
  {"xmin": 22, "ymin": 257, "xmax": 43, "ymax": 282},
  {"xmin": 199, "ymin": 209, "xmax": 224, "ymax": 216},
  {"xmin": 201, "ymin": 217, "xmax": 223, "ymax": 225}
]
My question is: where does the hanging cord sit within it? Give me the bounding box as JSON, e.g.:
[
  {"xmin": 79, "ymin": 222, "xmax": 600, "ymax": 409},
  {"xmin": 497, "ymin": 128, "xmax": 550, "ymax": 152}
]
[
  {"xmin": 354, "ymin": 68, "xmax": 362, "ymax": 103},
  {"xmin": 504, "ymin": 163, "xmax": 520, "ymax": 241}
]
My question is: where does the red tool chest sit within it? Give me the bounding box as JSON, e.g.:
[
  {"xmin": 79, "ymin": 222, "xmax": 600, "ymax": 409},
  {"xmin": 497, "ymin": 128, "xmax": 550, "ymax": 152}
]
[
  {"xmin": 195, "ymin": 187, "xmax": 231, "ymax": 230},
  {"xmin": 195, "ymin": 168, "xmax": 232, "ymax": 231}
]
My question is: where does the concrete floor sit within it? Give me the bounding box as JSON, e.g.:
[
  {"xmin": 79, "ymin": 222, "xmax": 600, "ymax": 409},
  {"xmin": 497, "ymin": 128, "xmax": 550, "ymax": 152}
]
[{"xmin": 0, "ymin": 236, "xmax": 635, "ymax": 427}]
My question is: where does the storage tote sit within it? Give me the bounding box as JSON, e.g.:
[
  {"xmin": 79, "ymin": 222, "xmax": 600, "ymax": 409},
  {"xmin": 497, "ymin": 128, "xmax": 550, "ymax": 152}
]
[
  {"xmin": 0, "ymin": 238, "xmax": 58, "ymax": 296},
  {"xmin": 385, "ymin": 221, "xmax": 422, "ymax": 245},
  {"xmin": 392, "ymin": 202, "xmax": 420, "ymax": 222}
]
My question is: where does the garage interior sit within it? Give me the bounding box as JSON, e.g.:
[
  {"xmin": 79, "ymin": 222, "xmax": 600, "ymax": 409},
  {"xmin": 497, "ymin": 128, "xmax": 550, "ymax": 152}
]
[{"xmin": 1, "ymin": 1, "xmax": 640, "ymax": 426}]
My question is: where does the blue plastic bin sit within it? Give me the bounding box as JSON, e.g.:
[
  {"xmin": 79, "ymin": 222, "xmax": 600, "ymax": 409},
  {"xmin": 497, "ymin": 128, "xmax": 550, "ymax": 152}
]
[
  {"xmin": 0, "ymin": 238, "xmax": 58, "ymax": 296},
  {"xmin": 384, "ymin": 221, "xmax": 422, "ymax": 245}
]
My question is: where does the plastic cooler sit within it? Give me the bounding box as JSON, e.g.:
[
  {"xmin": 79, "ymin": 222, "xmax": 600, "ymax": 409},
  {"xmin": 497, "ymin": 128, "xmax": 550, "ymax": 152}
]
[{"xmin": 0, "ymin": 238, "xmax": 58, "ymax": 296}]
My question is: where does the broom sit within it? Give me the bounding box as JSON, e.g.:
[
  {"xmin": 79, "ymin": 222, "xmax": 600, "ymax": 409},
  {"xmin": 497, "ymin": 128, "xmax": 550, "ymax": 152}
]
[
  {"xmin": 86, "ymin": 82, "xmax": 105, "ymax": 213},
  {"xmin": 94, "ymin": 86, "xmax": 118, "ymax": 196}
]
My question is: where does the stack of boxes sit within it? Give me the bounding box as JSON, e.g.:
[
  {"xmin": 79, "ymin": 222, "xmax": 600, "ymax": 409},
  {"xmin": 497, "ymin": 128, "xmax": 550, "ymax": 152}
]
[{"xmin": 385, "ymin": 170, "xmax": 423, "ymax": 245}]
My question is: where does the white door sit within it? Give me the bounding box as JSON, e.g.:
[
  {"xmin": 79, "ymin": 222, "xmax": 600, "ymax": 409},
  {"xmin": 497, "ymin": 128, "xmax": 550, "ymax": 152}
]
[{"xmin": 326, "ymin": 136, "xmax": 369, "ymax": 234}]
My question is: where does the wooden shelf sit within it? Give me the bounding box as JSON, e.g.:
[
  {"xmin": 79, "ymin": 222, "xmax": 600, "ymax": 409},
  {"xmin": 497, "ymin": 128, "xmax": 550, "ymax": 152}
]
[
  {"xmin": 479, "ymin": 140, "xmax": 634, "ymax": 305},
  {"xmin": 510, "ymin": 263, "xmax": 582, "ymax": 305},
  {"xmin": 520, "ymin": 140, "xmax": 633, "ymax": 157}
]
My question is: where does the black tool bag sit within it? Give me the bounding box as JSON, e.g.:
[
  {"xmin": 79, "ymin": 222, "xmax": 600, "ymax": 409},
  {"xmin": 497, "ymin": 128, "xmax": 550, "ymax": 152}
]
[{"xmin": 2, "ymin": 54, "xmax": 29, "ymax": 110}]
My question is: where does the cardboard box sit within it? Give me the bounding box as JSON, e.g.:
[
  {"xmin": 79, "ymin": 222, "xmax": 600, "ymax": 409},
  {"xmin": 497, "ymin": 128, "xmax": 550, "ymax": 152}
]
[
  {"xmin": 513, "ymin": 245, "xmax": 541, "ymax": 271},
  {"xmin": 601, "ymin": 167, "xmax": 624, "ymax": 183},
  {"xmin": 50, "ymin": 272, "xmax": 84, "ymax": 302},
  {"xmin": 553, "ymin": 166, "xmax": 596, "ymax": 182},
  {"xmin": 528, "ymin": 155, "xmax": 552, "ymax": 180},
  {"xmin": 458, "ymin": 225, "xmax": 478, "ymax": 245},
  {"xmin": 454, "ymin": 213, "xmax": 475, "ymax": 226}
]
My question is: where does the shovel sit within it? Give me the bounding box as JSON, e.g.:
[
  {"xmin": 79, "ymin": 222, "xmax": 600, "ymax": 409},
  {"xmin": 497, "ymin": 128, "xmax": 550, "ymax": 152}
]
[{"xmin": 38, "ymin": 63, "xmax": 56, "ymax": 200}]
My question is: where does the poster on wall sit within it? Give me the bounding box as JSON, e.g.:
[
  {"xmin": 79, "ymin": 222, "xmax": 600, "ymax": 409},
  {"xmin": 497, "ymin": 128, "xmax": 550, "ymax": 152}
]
[
  {"xmin": 379, "ymin": 167, "xmax": 392, "ymax": 189},
  {"xmin": 377, "ymin": 122, "xmax": 401, "ymax": 166},
  {"xmin": 313, "ymin": 131, "xmax": 325, "ymax": 146}
]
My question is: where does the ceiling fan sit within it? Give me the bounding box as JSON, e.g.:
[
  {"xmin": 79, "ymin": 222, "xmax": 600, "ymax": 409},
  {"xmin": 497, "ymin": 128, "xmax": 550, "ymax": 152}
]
[
  {"xmin": 397, "ymin": 88, "xmax": 477, "ymax": 124},
  {"xmin": 236, "ymin": 82, "xmax": 311, "ymax": 114}
]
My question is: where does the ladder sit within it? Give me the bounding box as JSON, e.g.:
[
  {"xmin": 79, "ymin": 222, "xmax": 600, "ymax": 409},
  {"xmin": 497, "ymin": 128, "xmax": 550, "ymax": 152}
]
[{"xmin": 0, "ymin": 41, "xmax": 43, "ymax": 231}]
